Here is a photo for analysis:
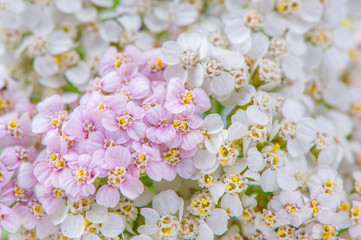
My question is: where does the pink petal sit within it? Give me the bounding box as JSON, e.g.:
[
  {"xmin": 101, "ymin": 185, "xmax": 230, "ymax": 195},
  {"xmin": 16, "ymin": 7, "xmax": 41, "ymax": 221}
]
[
  {"xmin": 194, "ymin": 88, "xmax": 211, "ymax": 113},
  {"xmin": 96, "ymin": 185, "xmax": 120, "ymax": 208},
  {"xmin": 17, "ymin": 162, "xmax": 36, "ymax": 189},
  {"xmin": 119, "ymin": 177, "xmax": 144, "ymax": 200},
  {"xmin": 127, "ymin": 120, "xmax": 146, "ymax": 141},
  {"xmin": 155, "ymin": 126, "xmax": 176, "ymax": 143},
  {"xmin": 37, "ymin": 95, "xmax": 64, "ymax": 116},
  {"xmin": 102, "ymin": 111, "xmax": 119, "ymax": 132},
  {"xmin": 105, "ymin": 146, "xmax": 131, "ymax": 167},
  {"xmin": 177, "ymin": 157, "xmax": 196, "ymax": 179},
  {"xmin": 31, "ymin": 114, "xmax": 51, "ymax": 134},
  {"xmin": 101, "ymin": 71, "xmax": 121, "ymax": 93},
  {"xmin": 181, "ymin": 130, "xmax": 203, "ymax": 150}
]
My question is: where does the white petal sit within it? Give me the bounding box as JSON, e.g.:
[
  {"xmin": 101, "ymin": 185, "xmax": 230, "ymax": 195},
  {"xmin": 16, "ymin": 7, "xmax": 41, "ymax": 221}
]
[
  {"xmin": 50, "ymin": 200, "xmax": 68, "ymax": 225},
  {"xmin": 76, "ymin": 7, "xmax": 97, "ymax": 22},
  {"xmin": 138, "ymin": 208, "xmax": 159, "ymax": 235},
  {"xmin": 91, "ymin": 0, "xmax": 113, "ymax": 7},
  {"xmin": 177, "ymin": 32, "xmax": 201, "ymax": 52},
  {"xmin": 65, "ymin": 61, "xmax": 90, "ymax": 86},
  {"xmin": 206, "ymin": 209, "xmax": 229, "ymax": 236},
  {"xmin": 197, "ymin": 222, "xmax": 214, "ymax": 240},
  {"xmin": 61, "ymin": 214, "xmax": 85, "ymax": 238},
  {"xmin": 247, "ymin": 33, "xmax": 269, "ymax": 60},
  {"xmin": 209, "ymin": 182, "xmax": 226, "ymax": 202},
  {"xmin": 246, "ymin": 105, "xmax": 269, "ymax": 125},
  {"xmin": 277, "ymin": 169, "xmax": 298, "ymax": 191},
  {"xmin": 38, "ymin": 76, "xmax": 67, "ymax": 89},
  {"xmin": 224, "ymin": 22, "xmax": 250, "ymax": 44},
  {"xmin": 100, "ymin": 21, "xmax": 121, "ymax": 43},
  {"xmin": 204, "ymin": 114, "xmax": 224, "ymax": 134},
  {"xmin": 263, "ymin": 12, "xmax": 286, "ymax": 37},
  {"xmin": 152, "ymin": 190, "xmax": 180, "ymax": 216},
  {"xmin": 287, "ymin": 138, "xmax": 312, "ymax": 157},
  {"xmin": 286, "ymin": 33, "xmax": 306, "ymax": 56},
  {"xmin": 260, "ymin": 169, "xmax": 278, "ymax": 192},
  {"xmin": 282, "ymin": 55, "xmax": 302, "ymax": 80},
  {"xmin": 205, "ymin": 132, "xmax": 223, "ymax": 154},
  {"xmin": 161, "ymin": 41, "xmax": 182, "ymax": 65},
  {"xmin": 48, "ymin": 31, "xmax": 73, "ymax": 55},
  {"xmin": 55, "ymin": 0, "xmax": 82, "ymax": 13},
  {"xmin": 118, "ymin": 13, "xmax": 141, "ymax": 31},
  {"xmin": 133, "ymin": 187, "xmax": 153, "ymax": 207},
  {"xmin": 174, "ymin": 3, "xmax": 199, "ymax": 27},
  {"xmin": 86, "ymin": 204, "xmax": 109, "ymax": 224},
  {"xmin": 194, "ymin": 149, "xmax": 217, "ymax": 170},
  {"xmin": 298, "ymin": 0, "xmax": 323, "ymax": 23},
  {"xmin": 221, "ymin": 194, "xmax": 243, "ymax": 217},
  {"xmin": 211, "ymin": 72, "xmax": 234, "ymax": 97},
  {"xmin": 8, "ymin": 0, "xmax": 25, "ymax": 13},
  {"xmin": 144, "ymin": 14, "xmax": 167, "ymax": 33},
  {"xmin": 227, "ymin": 122, "xmax": 248, "ymax": 141},
  {"xmin": 34, "ymin": 55, "xmax": 58, "ymax": 77},
  {"xmin": 100, "ymin": 213, "xmax": 125, "ymax": 238},
  {"xmin": 247, "ymin": 147, "xmax": 265, "ymax": 172},
  {"xmin": 32, "ymin": 8, "xmax": 54, "ymax": 36},
  {"xmin": 282, "ymin": 99, "xmax": 305, "ymax": 121},
  {"xmin": 131, "ymin": 235, "xmax": 153, "ymax": 240},
  {"xmin": 186, "ymin": 64, "xmax": 204, "ymax": 88}
]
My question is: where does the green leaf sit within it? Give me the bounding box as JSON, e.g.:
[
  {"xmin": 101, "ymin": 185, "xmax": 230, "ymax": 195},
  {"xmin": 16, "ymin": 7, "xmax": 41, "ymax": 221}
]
[{"xmin": 245, "ymin": 185, "xmax": 273, "ymax": 210}]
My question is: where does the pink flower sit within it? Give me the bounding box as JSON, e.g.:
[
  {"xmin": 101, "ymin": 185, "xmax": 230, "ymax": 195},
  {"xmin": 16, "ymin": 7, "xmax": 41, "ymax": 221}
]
[
  {"xmin": 160, "ymin": 145, "xmax": 198, "ymax": 181},
  {"xmin": 33, "ymin": 134, "xmax": 68, "ymax": 186},
  {"xmin": 131, "ymin": 141, "xmax": 165, "ymax": 181},
  {"xmin": 31, "ymin": 95, "xmax": 68, "ymax": 136},
  {"xmin": 81, "ymin": 92, "xmax": 127, "ymax": 120},
  {"xmin": 62, "ymin": 106, "xmax": 103, "ymax": 140},
  {"xmin": 59, "ymin": 154, "xmax": 101, "ymax": 198},
  {"xmin": 98, "ymin": 46, "xmax": 144, "ymax": 77},
  {"xmin": 34, "ymin": 182, "xmax": 64, "ymax": 215},
  {"xmin": 0, "ymin": 162, "xmax": 13, "ymax": 190},
  {"xmin": 0, "ymin": 78, "xmax": 34, "ymax": 116},
  {"xmin": 164, "ymin": 77, "xmax": 210, "ymax": 115},
  {"xmin": 0, "ymin": 182, "xmax": 16, "ymax": 206},
  {"xmin": 0, "ymin": 203, "xmax": 21, "ymax": 234},
  {"xmin": 86, "ymin": 128, "xmax": 129, "ymax": 158},
  {"xmin": 144, "ymin": 105, "xmax": 175, "ymax": 144},
  {"xmin": 0, "ymin": 145, "xmax": 36, "ymax": 170},
  {"xmin": 170, "ymin": 114, "xmax": 204, "ymax": 151},
  {"xmin": 142, "ymin": 84, "xmax": 167, "ymax": 107},
  {"xmin": 0, "ymin": 112, "xmax": 34, "ymax": 147},
  {"xmin": 14, "ymin": 201, "xmax": 57, "ymax": 238},
  {"xmin": 102, "ymin": 101, "xmax": 147, "ymax": 141},
  {"xmin": 141, "ymin": 49, "xmax": 166, "ymax": 81},
  {"xmin": 96, "ymin": 146, "xmax": 144, "ymax": 208},
  {"xmin": 16, "ymin": 161, "xmax": 37, "ymax": 189}
]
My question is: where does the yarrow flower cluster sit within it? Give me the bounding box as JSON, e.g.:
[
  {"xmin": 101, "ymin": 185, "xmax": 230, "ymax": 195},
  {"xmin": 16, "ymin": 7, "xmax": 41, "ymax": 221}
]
[{"xmin": 2, "ymin": 0, "xmax": 361, "ymax": 240}]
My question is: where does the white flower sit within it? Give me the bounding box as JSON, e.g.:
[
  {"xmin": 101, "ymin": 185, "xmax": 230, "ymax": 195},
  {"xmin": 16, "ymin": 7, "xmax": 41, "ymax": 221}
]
[
  {"xmin": 222, "ymin": 0, "xmax": 286, "ymax": 46},
  {"xmin": 308, "ymin": 168, "xmax": 343, "ymax": 204},
  {"xmin": 304, "ymin": 25, "xmax": 354, "ymax": 79},
  {"xmin": 161, "ymin": 32, "xmax": 208, "ymax": 88},
  {"xmin": 269, "ymin": 190, "xmax": 304, "ymax": 227},
  {"xmin": 299, "ymin": 195, "xmax": 337, "ymax": 224},
  {"xmin": 276, "ymin": 0, "xmax": 324, "ymax": 34},
  {"xmin": 348, "ymin": 201, "xmax": 361, "ymax": 237},
  {"xmin": 280, "ymin": 98, "xmax": 317, "ymax": 157},
  {"xmin": 138, "ymin": 190, "xmax": 183, "ymax": 239}
]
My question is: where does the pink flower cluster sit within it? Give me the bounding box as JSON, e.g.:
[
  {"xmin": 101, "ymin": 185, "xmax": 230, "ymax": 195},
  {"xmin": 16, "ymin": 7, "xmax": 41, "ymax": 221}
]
[
  {"xmin": 0, "ymin": 46, "xmax": 211, "ymax": 237},
  {"xmin": 0, "ymin": 79, "xmax": 43, "ymax": 236},
  {"xmin": 31, "ymin": 46, "xmax": 210, "ymax": 210}
]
